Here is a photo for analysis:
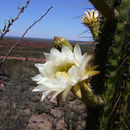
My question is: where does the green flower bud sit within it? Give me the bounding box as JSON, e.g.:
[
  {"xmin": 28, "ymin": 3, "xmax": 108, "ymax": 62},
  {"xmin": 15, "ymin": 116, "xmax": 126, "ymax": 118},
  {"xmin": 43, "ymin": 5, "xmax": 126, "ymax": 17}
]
[{"xmin": 54, "ymin": 36, "xmax": 73, "ymax": 51}]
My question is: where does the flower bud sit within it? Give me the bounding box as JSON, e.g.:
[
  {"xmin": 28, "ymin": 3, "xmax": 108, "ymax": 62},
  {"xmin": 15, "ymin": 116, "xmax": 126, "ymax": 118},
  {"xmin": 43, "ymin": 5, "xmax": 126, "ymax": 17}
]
[
  {"xmin": 54, "ymin": 36, "xmax": 73, "ymax": 51},
  {"xmin": 81, "ymin": 10, "xmax": 100, "ymax": 40}
]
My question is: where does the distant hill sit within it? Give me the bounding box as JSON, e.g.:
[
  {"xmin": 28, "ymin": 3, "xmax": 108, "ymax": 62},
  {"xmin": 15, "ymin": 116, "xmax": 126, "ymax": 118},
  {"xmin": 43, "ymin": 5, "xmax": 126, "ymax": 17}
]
[
  {"xmin": 0, "ymin": 37, "xmax": 53, "ymax": 49},
  {"xmin": 0, "ymin": 37, "xmax": 95, "ymax": 58},
  {"xmin": 4, "ymin": 36, "xmax": 94, "ymax": 43}
]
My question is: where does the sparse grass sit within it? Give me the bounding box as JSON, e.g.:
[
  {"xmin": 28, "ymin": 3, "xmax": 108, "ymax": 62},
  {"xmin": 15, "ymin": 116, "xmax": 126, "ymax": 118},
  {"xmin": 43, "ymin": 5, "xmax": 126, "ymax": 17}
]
[
  {"xmin": 0, "ymin": 60, "xmax": 37, "ymax": 130},
  {"xmin": 0, "ymin": 59, "xmax": 87, "ymax": 130}
]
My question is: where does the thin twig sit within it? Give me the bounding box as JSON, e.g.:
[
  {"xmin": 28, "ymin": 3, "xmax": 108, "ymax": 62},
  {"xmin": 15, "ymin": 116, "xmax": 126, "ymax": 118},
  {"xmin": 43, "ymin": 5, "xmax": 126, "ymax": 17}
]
[
  {"xmin": 117, "ymin": 56, "xmax": 128, "ymax": 71},
  {"xmin": 0, "ymin": 0, "xmax": 30, "ymax": 41},
  {"xmin": 0, "ymin": 6, "xmax": 53, "ymax": 67}
]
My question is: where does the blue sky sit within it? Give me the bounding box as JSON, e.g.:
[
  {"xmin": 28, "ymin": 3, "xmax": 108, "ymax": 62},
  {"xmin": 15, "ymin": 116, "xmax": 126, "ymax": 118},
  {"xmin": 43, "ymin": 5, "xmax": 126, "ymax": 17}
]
[{"xmin": 0, "ymin": 0, "xmax": 94, "ymax": 41}]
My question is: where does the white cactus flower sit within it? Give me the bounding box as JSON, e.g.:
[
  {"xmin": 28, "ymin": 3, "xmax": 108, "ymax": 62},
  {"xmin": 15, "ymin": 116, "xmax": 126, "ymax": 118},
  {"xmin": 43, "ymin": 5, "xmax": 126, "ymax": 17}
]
[
  {"xmin": 32, "ymin": 44, "xmax": 99, "ymax": 102},
  {"xmin": 81, "ymin": 10, "xmax": 100, "ymax": 40},
  {"xmin": 82, "ymin": 10, "xmax": 100, "ymax": 24}
]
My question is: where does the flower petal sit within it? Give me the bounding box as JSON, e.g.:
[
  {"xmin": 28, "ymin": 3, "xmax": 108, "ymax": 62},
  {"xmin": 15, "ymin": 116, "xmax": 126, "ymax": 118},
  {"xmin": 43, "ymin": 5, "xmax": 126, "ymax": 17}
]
[
  {"xmin": 81, "ymin": 82, "xmax": 92, "ymax": 92},
  {"xmin": 49, "ymin": 48, "xmax": 61, "ymax": 61},
  {"xmin": 32, "ymin": 84, "xmax": 50, "ymax": 92},
  {"xmin": 62, "ymin": 46, "xmax": 73, "ymax": 55},
  {"xmin": 85, "ymin": 71, "xmax": 100, "ymax": 78},
  {"xmin": 41, "ymin": 91, "xmax": 52, "ymax": 101},
  {"xmin": 88, "ymin": 65, "xmax": 99, "ymax": 71},
  {"xmin": 80, "ymin": 54, "xmax": 93, "ymax": 75},
  {"xmin": 51, "ymin": 90, "xmax": 63, "ymax": 101},
  {"xmin": 62, "ymin": 86, "xmax": 72, "ymax": 102},
  {"xmin": 74, "ymin": 44, "xmax": 82, "ymax": 66},
  {"xmin": 44, "ymin": 53, "xmax": 50, "ymax": 61},
  {"xmin": 82, "ymin": 75, "xmax": 89, "ymax": 81},
  {"xmin": 35, "ymin": 63, "xmax": 54, "ymax": 77},
  {"xmin": 32, "ymin": 74, "xmax": 48, "ymax": 83},
  {"xmin": 73, "ymin": 84, "xmax": 82, "ymax": 99},
  {"xmin": 68, "ymin": 65, "xmax": 81, "ymax": 86}
]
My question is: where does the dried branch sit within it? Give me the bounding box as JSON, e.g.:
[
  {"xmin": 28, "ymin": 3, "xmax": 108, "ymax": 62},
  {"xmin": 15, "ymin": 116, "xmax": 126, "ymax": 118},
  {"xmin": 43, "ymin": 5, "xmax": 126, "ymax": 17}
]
[
  {"xmin": 0, "ymin": 0, "xmax": 30, "ymax": 41},
  {"xmin": 0, "ymin": 6, "xmax": 53, "ymax": 67}
]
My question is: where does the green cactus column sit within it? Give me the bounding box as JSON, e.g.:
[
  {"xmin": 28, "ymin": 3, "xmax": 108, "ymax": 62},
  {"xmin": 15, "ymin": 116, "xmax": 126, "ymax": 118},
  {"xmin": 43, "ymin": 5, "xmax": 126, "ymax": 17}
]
[
  {"xmin": 85, "ymin": 0, "xmax": 130, "ymax": 129},
  {"xmin": 85, "ymin": 0, "xmax": 118, "ymax": 129},
  {"xmin": 85, "ymin": 18, "xmax": 117, "ymax": 130},
  {"xmin": 100, "ymin": 0, "xmax": 130, "ymax": 129}
]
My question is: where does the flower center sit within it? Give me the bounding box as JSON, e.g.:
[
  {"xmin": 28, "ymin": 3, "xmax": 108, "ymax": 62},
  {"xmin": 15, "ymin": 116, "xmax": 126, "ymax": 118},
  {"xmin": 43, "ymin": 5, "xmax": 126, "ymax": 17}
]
[
  {"xmin": 51, "ymin": 63, "xmax": 74, "ymax": 80},
  {"xmin": 57, "ymin": 63, "xmax": 74, "ymax": 72},
  {"xmin": 52, "ymin": 71, "xmax": 70, "ymax": 80}
]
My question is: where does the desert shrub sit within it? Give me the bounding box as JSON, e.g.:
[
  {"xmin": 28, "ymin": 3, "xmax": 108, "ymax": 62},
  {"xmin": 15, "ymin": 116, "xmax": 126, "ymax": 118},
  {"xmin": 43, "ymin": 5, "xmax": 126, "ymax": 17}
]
[{"xmin": 0, "ymin": 60, "xmax": 37, "ymax": 130}]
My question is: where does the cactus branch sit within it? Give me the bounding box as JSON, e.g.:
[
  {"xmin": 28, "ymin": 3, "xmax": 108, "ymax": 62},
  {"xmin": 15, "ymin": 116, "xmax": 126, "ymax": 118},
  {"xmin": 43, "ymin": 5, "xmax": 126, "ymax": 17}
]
[{"xmin": 72, "ymin": 82, "xmax": 105, "ymax": 106}]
